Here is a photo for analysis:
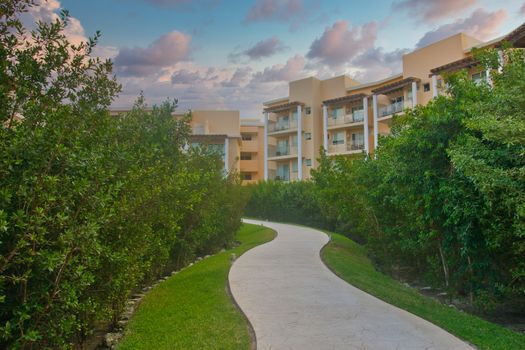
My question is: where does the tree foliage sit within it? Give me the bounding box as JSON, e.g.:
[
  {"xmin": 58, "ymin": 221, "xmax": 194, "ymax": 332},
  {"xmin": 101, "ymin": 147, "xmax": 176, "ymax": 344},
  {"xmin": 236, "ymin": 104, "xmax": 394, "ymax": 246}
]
[
  {"xmin": 247, "ymin": 46, "xmax": 525, "ymax": 312},
  {"xmin": 0, "ymin": 2, "xmax": 245, "ymax": 348}
]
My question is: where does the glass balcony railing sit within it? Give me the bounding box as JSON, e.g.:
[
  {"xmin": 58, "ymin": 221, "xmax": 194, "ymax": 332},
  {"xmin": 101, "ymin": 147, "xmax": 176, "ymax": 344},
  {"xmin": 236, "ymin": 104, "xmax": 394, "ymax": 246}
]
[
  {"xmin": 268, "ymin": 145, "xmax": 298, "ymax": 157},
  {"xmin": 328, "ymin": 110, "xmax": 365, "ymax": 126},
  {"xmin": 268, "ymin": 119, "xmax": 298, "ymax": 132},
  {"xmin": 379, "ymin": 100, "xmax": 412, "ymax": 118},
  {"xmin": 328, "ymin": 142, "xmax": 365, "ymax": 153}
]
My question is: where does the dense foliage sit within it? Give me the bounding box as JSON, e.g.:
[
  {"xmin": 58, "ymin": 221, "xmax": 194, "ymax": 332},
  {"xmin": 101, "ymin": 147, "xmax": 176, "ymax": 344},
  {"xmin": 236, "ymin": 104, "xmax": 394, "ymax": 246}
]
[
  {"xmin": 0, "ymin": 2, "xmax": 244, "ymax": 348},
  {"xmin": 246, "ymin": 46, "xmax": 525, "ymax": 311}
]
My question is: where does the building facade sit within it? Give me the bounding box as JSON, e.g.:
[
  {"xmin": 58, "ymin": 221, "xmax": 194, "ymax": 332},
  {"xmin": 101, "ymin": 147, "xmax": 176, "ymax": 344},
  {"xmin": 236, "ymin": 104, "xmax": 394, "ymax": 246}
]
[{"xmin": 262, "ymin": 23, "xmax": 525, "ymax": 181}]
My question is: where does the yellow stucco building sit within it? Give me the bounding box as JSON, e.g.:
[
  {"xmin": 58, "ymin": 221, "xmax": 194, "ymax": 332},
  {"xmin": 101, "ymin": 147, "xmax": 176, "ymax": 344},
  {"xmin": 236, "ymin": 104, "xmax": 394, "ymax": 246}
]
[{"xmin": 262, "ymin": 23, "xmax": 525, "ymax": 181}]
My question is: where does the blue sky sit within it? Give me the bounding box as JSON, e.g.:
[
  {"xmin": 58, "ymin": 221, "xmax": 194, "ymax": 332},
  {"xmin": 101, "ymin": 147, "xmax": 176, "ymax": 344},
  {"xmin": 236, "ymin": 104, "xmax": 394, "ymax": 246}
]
[{"xmin": 33, "ymin": 0, "xmax": 525, "ymax": 117}]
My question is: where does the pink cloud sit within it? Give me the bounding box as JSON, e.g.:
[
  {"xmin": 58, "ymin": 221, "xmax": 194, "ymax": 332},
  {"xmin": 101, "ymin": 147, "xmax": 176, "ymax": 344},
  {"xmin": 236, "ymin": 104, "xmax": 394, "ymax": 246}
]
[
  {"xmin": 252, "ymin": 55, "xmax": 306, "ymax": 82},
  {"xmin": 416, "ymin": 8, "xmax": 507, "ymax": 48},
  {"xmin": 245, "ymin": 0, "xmax": 304, "ymax": 22},
  {"xmin": 306, "ymin": 20, "xmax": 377, "ymax": 67},
  {"xmin": 115, "ymin": 31, "xmax": 192, "ymax": 77},
  {"xmin": 394, "ymin": 0, "xmax": 477, "ymax": 22}
]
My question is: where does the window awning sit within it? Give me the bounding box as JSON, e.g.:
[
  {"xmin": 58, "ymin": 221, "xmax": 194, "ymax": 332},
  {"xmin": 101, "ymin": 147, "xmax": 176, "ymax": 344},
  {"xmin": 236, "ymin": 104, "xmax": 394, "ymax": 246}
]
[
  {"xmin": 371, "ymin": 77, "xmax": 420, "ymax": 95},
  {"xmin": 323, "ymin": 93, "xmax": 368, "ymax": 106}
]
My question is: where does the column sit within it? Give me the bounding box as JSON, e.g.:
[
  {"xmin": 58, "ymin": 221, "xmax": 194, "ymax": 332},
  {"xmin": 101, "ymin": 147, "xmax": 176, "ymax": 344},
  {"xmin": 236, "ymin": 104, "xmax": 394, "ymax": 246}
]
[
  {"xmin": 486, "ymin": 69, "xmax": 493, "ymax": 87},
  {"xmin": 411, "ymin": 81, "xmax": 418, "ymax": 107},
  {"xmin": 224, "ymin": 137, "xmax": 229, "ymax": 174},
  {"xmin": 322, "ymin": 105, "xmax": 328, "ymax": 152},
  {"xmin": 363, "ymin": 96, "xmax": 369, "ymax": 154},
  {"xmin": 431, "ymin": 75, "xmax": 438, "ymax": 98},
  {"xmin": 263, "ymin": 112, "xmax": 268, "ymax": 181},
  {"xmin": 498, "ymin": 50, "xmax": 504, "ymax": 73},
  {"xmin": 372, "ymin": 94, "xmax": 378, "ymax": 150},
  {"xmin": 297, "ymin": 105, "xmax": 303, "ymax": 181}
]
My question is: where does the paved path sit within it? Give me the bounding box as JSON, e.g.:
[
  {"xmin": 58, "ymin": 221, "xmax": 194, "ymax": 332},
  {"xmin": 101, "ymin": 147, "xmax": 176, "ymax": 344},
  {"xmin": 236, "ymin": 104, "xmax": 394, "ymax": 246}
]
[{"xmin": 229, "ymin": 220, "xmax": 474, "ymax": 350}]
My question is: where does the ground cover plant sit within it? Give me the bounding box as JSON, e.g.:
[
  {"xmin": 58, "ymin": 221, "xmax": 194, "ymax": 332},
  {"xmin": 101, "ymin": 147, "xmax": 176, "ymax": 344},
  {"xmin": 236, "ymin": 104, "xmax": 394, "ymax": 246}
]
[
  {"xmin": 322, "ymin": 233, "xmax": 525, "ymax": 350},
  {"xmin": 117, "ymin": 223, "xmax": 276, "ymax": 350}
]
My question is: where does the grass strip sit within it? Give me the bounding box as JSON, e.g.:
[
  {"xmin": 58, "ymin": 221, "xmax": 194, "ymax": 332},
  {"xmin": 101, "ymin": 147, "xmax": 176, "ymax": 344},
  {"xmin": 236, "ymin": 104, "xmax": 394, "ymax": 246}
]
[
  {"xmin": 321, "ymin": 232, "xmax": 525, "ymax": 350},
  {"xmin": 117, "ymin": 223, "xmax": 276, "ymax": 350}
]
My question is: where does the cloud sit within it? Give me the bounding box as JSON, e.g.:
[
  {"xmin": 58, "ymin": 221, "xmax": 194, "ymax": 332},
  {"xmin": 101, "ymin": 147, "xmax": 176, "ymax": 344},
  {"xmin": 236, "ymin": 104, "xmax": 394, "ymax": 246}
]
[
  {"xmin": 416, "ymin": 8, "xmax": 507, "ymax": 48},
  {"xmin": 306, "ymin": 20, "xmax": 377, "ymax": 67},
  {"xmin": 243, "ymin": 37, "xmax": 288, "ymax": 60},
  {"xmin": 352, "ymin": 47, "xmax": 408, "ymax": 81},
  {"xmin": 222, "ymin": 67, "xmax": 253, "ymax": 87},
  {"xmin": 142, "ymin": 0, "xmax": 220, "ymax": 9},
  {"xmin": 252, "ymin": 55, "xmax": 306, "ymax": 82},
  {"xmin": 21, "ymin": 0, "xmax": 87, "ymax": 45},
  {"xmin": 393, "ymin": 0, "xmax": 477, "ymax": 22},
  {"xmin": 245, "ymin": 0, "xmax": 304, "ymax": 22},
  {"xmin": 115, "ymin": 31, "xmax": 192, "ymax": 77}
]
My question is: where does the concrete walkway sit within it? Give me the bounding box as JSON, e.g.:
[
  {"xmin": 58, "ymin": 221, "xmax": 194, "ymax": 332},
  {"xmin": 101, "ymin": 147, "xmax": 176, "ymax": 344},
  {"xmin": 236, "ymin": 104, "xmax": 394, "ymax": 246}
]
[{"xmin": 229, "ymin": 220, "xmax": 474, "ymax": 350}]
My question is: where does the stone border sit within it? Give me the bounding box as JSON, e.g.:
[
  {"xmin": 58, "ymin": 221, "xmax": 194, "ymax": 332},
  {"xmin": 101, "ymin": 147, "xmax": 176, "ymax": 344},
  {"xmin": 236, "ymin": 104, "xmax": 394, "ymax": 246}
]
[{"xmin": 100, "ymin": 252, "xmax": 218, "ymax": 349}]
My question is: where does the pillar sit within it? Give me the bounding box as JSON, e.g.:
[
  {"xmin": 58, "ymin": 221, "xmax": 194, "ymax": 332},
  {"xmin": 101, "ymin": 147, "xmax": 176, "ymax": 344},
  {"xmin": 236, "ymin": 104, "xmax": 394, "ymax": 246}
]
[
  {"xmin": 263, "ymin": 112, "xmax": 268, "ymax": 181},
  {"xmin": 322, "ymin": 105, "xmax": 328, "ymax": 152},
  {"xmin": 372, "ymin": 94, "xmax": 378, "ymax": 150},
  {"xmin": 411, "ymin": 81, "xmax": 418, "ymax": 107},
  {"xmin": 363, "ymin": 96, "xmax": 369, "ymax": 154},
  {"xmin": 431, "ymin": 75, "xmax": 438, "ymax": 98},
  {"xmin": 224, "ymin": 137, "xmax": 229, "ymax": 174},
  {"xmin": 297, "ymin": 105, "xmax": 303, "ymax": 181}
]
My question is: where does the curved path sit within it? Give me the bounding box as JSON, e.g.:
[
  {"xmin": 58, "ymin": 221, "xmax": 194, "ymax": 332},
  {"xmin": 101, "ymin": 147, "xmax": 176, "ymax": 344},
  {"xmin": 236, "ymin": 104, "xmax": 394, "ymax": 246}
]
[{"xmin": 229, "ymin": 220, "xmax": 474, "ymax": 350}]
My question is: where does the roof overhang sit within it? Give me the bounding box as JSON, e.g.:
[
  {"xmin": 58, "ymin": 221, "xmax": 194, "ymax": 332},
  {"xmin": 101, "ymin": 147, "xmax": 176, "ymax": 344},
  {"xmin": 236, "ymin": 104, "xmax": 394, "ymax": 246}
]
[
  {"xmin": 323, "ymin": 93, "xmax": 368, "ymax": 106},
  {"xmin": 504, "ymin": 22, "xmax": 525, "ymax": 48},
  {"xmin": 263, "ymin": 101, "xmax": 305, "ymax": 113},
  {"xmin": 371, "ymin": 77, "xmax": 420, "ymax": 95},
  {"xmin": 430, "ymin": 56, "xmax": 479, "ymax": 76}
]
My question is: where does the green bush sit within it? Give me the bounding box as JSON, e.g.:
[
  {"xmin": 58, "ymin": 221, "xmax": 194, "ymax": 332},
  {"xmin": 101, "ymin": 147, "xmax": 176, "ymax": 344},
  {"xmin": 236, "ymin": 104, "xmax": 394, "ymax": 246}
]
[
  {"xmin": 247, "ymin": 46, "xmax": 525, "ymax": 311},
  {"xmin": 0, "ymin": 2, "xmax": 245, "ymax": 348}
]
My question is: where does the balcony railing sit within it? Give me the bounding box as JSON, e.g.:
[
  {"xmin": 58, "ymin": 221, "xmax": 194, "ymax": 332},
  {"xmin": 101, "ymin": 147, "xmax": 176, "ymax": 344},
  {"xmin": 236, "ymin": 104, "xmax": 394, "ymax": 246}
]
[
  {"xmin": 379, "ymin": 100, "xmax": 412, "ymax": 118},
  {"xmin": 328, "ymin": 142, "xmax": 365, "ymax": 154},
  {"xmin": 268, "ymin": 119, "xmax": 297, "ymax": 132},
  {"xmin": 328, "ymin": 110, "xmax": 364, "ymax": 126},
  {"xmin": 268, "ymin": 145, "xmax": 298, "ymax": 157}
]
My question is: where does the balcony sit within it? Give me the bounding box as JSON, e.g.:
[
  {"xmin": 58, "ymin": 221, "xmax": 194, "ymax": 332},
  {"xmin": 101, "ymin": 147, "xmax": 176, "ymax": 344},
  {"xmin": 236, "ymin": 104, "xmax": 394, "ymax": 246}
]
[
  {"xmin": 268, "ymin": 119, "xmax": 297, "ymax": 133},
  {"xmin": 268, "ymin": 145, "xmax": 298, "ymax": 158},
  {"xmin": 379, "ymin": 100, "xmax": 412, "ymax": 118},
  {"xmin": 328, "ymin": 142, "xmax": 365, "ymax": 154},
  {"xmin": 241, "ymin": 140, "xmax": 258, "ymax": 152},
  {"xmin": 240, "ymin": 159, "xmax": 258, "ymax": 172},
  {"xmin": 329, "ymin": 110, "xmax": 364, "ymax": 126}
]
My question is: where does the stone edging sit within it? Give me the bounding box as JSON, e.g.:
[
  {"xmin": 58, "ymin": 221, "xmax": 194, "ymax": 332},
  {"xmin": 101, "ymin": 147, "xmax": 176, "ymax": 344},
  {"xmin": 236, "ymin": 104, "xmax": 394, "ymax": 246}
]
[{"xmin": 100, "ymin": 251, "xmax": 220, "ymax": 349}]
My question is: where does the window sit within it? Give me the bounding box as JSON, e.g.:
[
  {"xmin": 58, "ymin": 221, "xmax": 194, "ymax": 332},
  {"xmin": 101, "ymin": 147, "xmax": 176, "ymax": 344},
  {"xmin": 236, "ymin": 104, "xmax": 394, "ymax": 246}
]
[
  {"xmin": 292, "ymin": 160, "xmax": 298, "ymax": 173},
  {"xmin": 305, "ymin": 159, "xmax": 312, "ymax": 167},
  {"xmin": 332, "ymin": 131, "xmax": 345, "ymax": 145},
  {"xmin": 472, "ymin": 72, "xmax": 485, "ymax": 85},
  {"xmin": 351, "ymin": 133, "xmax": 364, "ymax": 149},
  {"xmin": 241, "ymin": 173, "xmax": 252, "ymax": 180},
  {"xmin": 241, "ymin": 134, "xmax": 252, "ymax": 141},
  {"xmin": 423, "ymin": 83, "xmax": 430, "ymax": 92},
  {"xmin": 305, "ymin": 107, "xmax": 311, "ymax": 115},
  {"xmin": 241, "ymin": 153, "xmax": 252, "ymax": 160},
  {"xmin": 304, "ymin": 132, "xmax": 312, "ymax": 140},
  {"xmin": 331, "ymin": 107, "xmax": 344, "ymax": 119}
]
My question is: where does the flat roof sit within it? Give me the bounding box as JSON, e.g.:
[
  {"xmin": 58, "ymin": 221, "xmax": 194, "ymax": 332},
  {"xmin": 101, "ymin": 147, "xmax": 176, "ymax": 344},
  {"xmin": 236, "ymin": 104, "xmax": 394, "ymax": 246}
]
[{"xmin": 346, "ymin": 73, "xmax": 403, "ymax": 92}]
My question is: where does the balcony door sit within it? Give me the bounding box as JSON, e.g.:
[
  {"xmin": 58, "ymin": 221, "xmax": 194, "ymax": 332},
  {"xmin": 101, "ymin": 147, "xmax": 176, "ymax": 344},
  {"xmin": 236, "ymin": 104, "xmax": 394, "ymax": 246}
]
[{"xmin": 276, "ymin": 163, "xmax": 290, "ymax": 181}]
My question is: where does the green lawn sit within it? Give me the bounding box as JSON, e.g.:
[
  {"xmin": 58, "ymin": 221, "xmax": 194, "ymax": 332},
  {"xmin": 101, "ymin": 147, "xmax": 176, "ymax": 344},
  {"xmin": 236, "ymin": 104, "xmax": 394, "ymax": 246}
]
[
  {"xmin": 322, "ymin": 232, "xmax": 525, "ymax": 350},
  {"xmin": 117, "ymin": 223, "xmax": 276, "ymax": 350}
]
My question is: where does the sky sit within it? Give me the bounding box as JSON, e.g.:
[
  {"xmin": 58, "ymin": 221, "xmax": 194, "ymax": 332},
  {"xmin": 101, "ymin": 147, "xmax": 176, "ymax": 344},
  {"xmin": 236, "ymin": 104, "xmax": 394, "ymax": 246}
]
[{"xmin": 27, "ymin": 0, "xmax": 525, "ymax": 118}]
